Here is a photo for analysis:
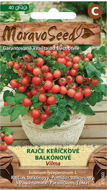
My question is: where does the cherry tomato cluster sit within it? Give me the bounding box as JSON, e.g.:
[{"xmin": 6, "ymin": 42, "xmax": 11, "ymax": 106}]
[
  {"xmin": 0, "ymin": 133, "xmax": 14, "ymax": 151},
  {"xmin": 7, "ymin": 45, "xmax": 98, "ymax": 125}
]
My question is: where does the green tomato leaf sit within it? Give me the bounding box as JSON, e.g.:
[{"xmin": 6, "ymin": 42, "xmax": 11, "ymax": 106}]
[
  {"xmin": 0, "ymin": 105, "xmax": 13, "ymax": 116},
  {"xmin": 49, "ymin": 105, "xmax": 57, "ymax": 112},
  {"xmin": 50, "ymin": 62, "xmax": 66, "ymax": 72},
  {"xmin": 66, "ymin": 97, "xmax": 76, "ymax": 107},
  {"xmin": 5, "ymin": 52, "xmax": 11, "ymax": 62},
  {"xmin": 79, "ymin": 104, "xmax": 95, "ymax": 115},
  {"xmin": 3, "ymin": 90, "xmax": 13, "ymax": 101},
  {"xmin": 10, "ymin": 105, "xmax": 28, "ymax": 121},
  {"xmin": 27, "ymin": 50, "xmax": 37, "ymax": 57},
  {"xmin": 56, "ymin": 108, "xmax": 66, "ymax": 126},
  {"xmin": 43, "ymin": 114, "xmax": 56, "ymax": 129},
  {"xmin": 0, "ymin": 64, "xmax": 7, "ymax": 74},
  {"xmin": 6, "ymin": 96, "xmax": 15, "ymax": 105},
  {"xmin": 92, "ymin": 46, "xmax": 106, "ymax": 56},
  {"xmin": 100, "ymin": 84, "xmax": 107, "ymax": 96},
  {"xmin": 86, "ymin": 63, "xmax": 101, "ymax": 78},
  {"xmin": 0, "ymin": 126, "xmax": 13, "ymax": 135},
  {"xmin": 33, "ymin": 102, "xmax": 42, "ymax": 108},
  {"xmin": 31, "ymin": 94, "xmax": 40, "ymax": 103},
  {"xmin": 87, "ymin": 92, "xmax": 103, "ymax": 106},
  {"xmin": 91, "ymin": 84, "xmax": 107, "ymax": 96},
  {"xmin": 43, "ymin": 105, "xmax": 66, "ymax": 129},
  {"xmin": 15, "ymin": 93, "xmax": 26, "ymax": 103}
]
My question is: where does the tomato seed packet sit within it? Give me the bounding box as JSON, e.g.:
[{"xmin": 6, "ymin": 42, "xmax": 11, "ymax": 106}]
[{"xmin": 0, "ymin": 1, "xmax": 107, "ymax": 189}]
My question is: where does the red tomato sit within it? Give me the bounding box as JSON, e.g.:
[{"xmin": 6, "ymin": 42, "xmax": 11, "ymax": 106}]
[
  {"xmin": 67, "ymin": 89, "xmax": 76, "ymax": 97},
  {"xmin": 37, "ymin": 87, "xmax": 45, "ymax": 93},
  {"xmin": 4, "ymin": 102, "xmax": 9, "ymax": 106},
  {"xmin": 86, "ymin": 53, "xmax": 93, "ymax": 60},
  {"xmin": 60, "ymin": 86, "xmax": 67, "ymax": 94},
  {"xmin": 66, "ymin": 76, "xmax": 73, "ymax": 84},
  {"xmin": 4, "ymin": 135, "xmax": 14, "ymax": 145},
  {"xmin": 45, "ymin": 50, "xmax": 51, "ymax": 56},
  {"xmin": 19, "ymin": 62, "xmax": 23, "ymax": 67},
  {"xmin": 33, "ymin": 118, "xmax": 41, "ymax": 125},
  {"xmin": 78, "ymin": 87, "xmax": 83, "ymax": 92},
  {"xmin": 32, "ymin": 76, "xmax": 41, "ymax": 85},
  {"xmin": 0, "ymin": 133, "xmax": 5, "ymax": 141},
  {"xmin": 63, "ymin": 46, "xmax": 70, "ymax": 54},
  {"xmin": 52, "ymin": 85, "xmax": 60, "ymax": 93},
  {"xmin": 26, "ymin": 64, "xmax": 34, "ymax": 72},
  {"xmin": 24, "ymin": 54, "xmax": 32, "ymax": 61},
  {"xmin": 48, "ymin": 89, "xmax": 53, "ymax": 93},
  {"xmin": 44, "ymin": 80, "xmax": 53, "ymax": 90},
  {"xmin": 37, "ymin": 50, "xmax": 45, "ymax": 56},
  {"xmin": 38, "ymin": 94, "xmax": 47, "ymax": 102},
  {"xmin": 57, "ymin": 58, "xmax": 66, "ymax": 64},
  {"xmin": 36, "ymin": 58, "xmax": 44, "ymax": 67},
  {"xmin": 74, "ymin": 92, "xmax": 83, "ymax": 101},
  {"xmin": 31, "ymin": 89, "xmax": 37, "ymax": 96},
  {"xmin": 65, "ymin": 56, "xmax": 70, "ymax": 61},
  {"xmin": 66, "ymin": 61, "xmax": 73, "ymax": 67},
  {"xmin": 40, "ymin": 113, "xmax": 48, "ymax": 121},
  {"xmin": 31, "ymin": 109, "xmax": 41, "ymax": 118},
  {"xmin": 33, "ymin": 67, "xmax": 41, "ymax": 76},
  {"xmin": 84, "ymin": 88, "xmax": 92, "ymax": 97},
  {"xmin": 51, "ymin": 51, "xmax": 58, "ymax": 57},
  {"xmin": 84, "ymin": 57, "xmax": 90, "ymax": 62},
  {"xmin": 21, "ymin": 77, "xmax": 30, "ymax": 86},
  {"xmin": 18, "ymin": 69, "xmax": 26, "ymax": 77},
  {"xmin": 73, "ymin": 56, "xmax": 81, "ymax": 64},
  {"xmin": 26, "ymin": 91, "xmax": 32, "ymax": 98},
  {"xmin": 58, "ymin": 52, "xmax": 66, "ymax": 58},
  {"xmin": 8, "ymin": 61, "xmax": 14, "ymax": 67},
  {"xmin": 22, "ymin": 98, "xmax": 32, "ymax": 107},
  {"xmin": 10, "ymin": 79, "xmax": 19, "ymax": 88},
  {"xmin": 41, "ymin": 65, "xmax": 49, "ymax": 73},
  {"xmin": 13, "ymin": 63, "xmax": 20, "ymax": 70},
  {"xmin": 18, "ymin": 86, "xmax": 26, "ymax": 92},
  {"xmin": 79, "ymin": 54, "xmax": 84, "ymax": 59},
  {"xmin": 72, "ymin": 83, "xmax": 77, "ymax": 89},
  {"xmin": 45, "ymin": 106, "xmax": 52, "ymax": 115},
  {"xmin": 70, "ymin": 69, "xmax": 77, "ymax": 76},
  {"xmin": 44, "ymin": 72, "xmax": 53, "ymax": 81},
  {"xmin": 91, "ymin": 79, "xmax": 98, "ymax": 86},
  {"xmin": 58, "ymin": 78, "xmax": 67, "ymax": 86},
  {"xmin": 47, "ymin": 96, "xmax": 56, "ymax": 105},
  {"xmin": 53, "ymin": 70, "xmax": 61, "ymax": 78},
  {"xmin": 76, "ymin": 75, "xmax": 84, "ymax": 84},
  {"xmin": 73, "ymin": 63, "xmax": 79, "ymax": 70},
  {"xmin": 0, "ymin": 143, "xmax": 7, "ymax": 151}
]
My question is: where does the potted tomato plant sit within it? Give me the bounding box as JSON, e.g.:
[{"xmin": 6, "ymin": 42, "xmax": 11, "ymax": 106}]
[{"xmin": 0, "ymin": 45, "xmax": 107, "ymax": 145}]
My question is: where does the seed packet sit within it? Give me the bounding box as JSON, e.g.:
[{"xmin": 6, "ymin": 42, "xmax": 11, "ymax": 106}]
[{"xmin": 0, "ymin": 1, "xmax": 107, "ymax": 189}]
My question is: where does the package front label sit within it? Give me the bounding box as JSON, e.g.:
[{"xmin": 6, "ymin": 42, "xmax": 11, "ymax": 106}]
[{"xmin": 0, "ymin": 1, "xmax": 107, "ymax": 189}]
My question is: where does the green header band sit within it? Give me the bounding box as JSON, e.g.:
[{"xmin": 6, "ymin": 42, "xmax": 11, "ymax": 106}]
[{"xmin": 0, "ymin": 4, "xmax": 29, "ymax": 11}]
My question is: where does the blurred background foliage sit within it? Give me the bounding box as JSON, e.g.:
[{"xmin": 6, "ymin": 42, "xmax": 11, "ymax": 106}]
[{"xmin": 0, "ymin": 11, "xmax": 21, "ymax": 22}]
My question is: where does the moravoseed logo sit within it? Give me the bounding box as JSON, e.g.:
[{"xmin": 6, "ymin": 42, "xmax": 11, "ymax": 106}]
[
  {"xmin": 0, "ymin": 22, "xmax": 100, "ymax": 45},
  {"xmin": 2, "ymin": 25, "xmax": 94, "ymax": 43}
]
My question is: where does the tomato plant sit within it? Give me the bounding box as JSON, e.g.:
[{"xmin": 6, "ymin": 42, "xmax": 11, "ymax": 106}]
[
  {"xmin": 0, "ymin": 127, "xmax": 14, "ymax": 151},
  {"xmin": 0, "ymin": 45, "xmax": 107, "ymax": 129}
]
